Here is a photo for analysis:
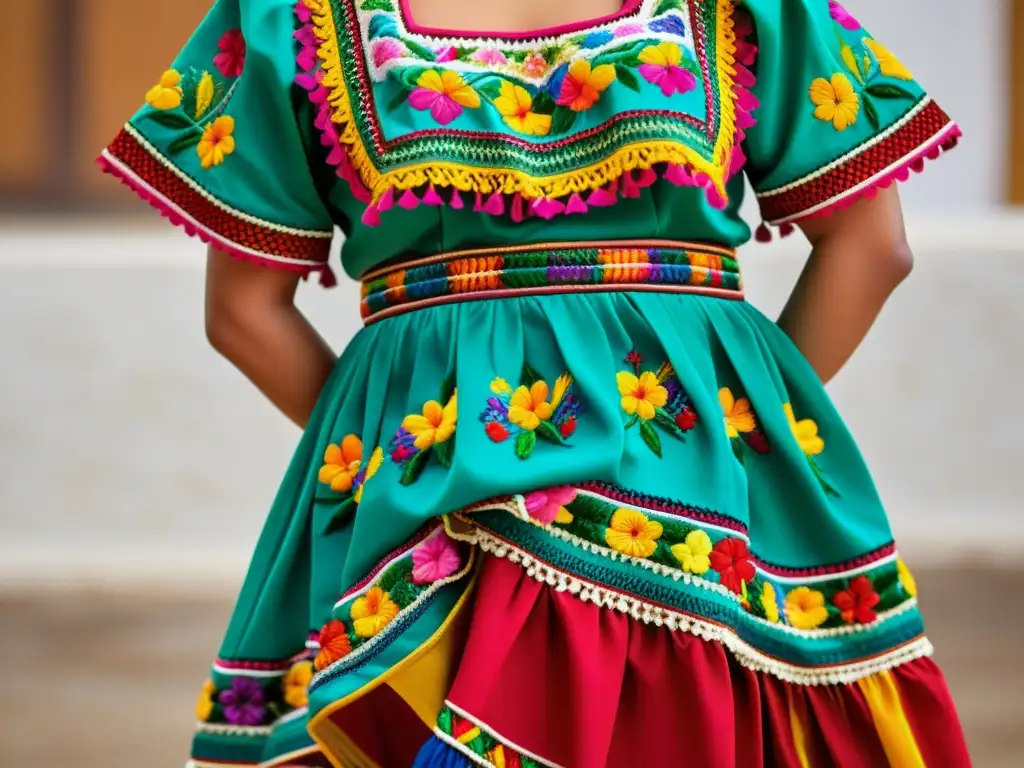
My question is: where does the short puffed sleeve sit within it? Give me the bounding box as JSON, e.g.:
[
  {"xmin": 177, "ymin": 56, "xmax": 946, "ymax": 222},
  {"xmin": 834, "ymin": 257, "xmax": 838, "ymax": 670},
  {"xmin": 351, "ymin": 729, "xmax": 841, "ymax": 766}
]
[
  {"xmin": 738, "ymin": 0, "xmax": 960, "ymax": 231},
  {"xmin": 98, "ymin": 0, "xmax": 336, "ymax": 282}
]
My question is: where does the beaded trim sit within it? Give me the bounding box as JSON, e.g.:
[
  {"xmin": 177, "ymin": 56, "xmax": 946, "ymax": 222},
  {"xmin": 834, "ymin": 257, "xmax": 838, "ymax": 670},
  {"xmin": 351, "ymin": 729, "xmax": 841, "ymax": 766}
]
[
  {"xmin": 451, "ymin": 522, "xmax": 932, "ymax": 685},
  {"xmin": 359, "ymin": 240, "xmax": 742, "ymax": 323},
  {"xmin": 756, "ymin": 99, "xmax": 961, "ymax": 225},
  {"xmin": 100, "ymin": 125, "xmax": 334, "ymax": 278}
]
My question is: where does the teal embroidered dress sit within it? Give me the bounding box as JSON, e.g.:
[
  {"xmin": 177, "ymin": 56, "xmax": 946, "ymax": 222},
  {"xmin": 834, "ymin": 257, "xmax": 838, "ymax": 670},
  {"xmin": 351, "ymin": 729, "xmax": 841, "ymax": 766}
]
[{"xmin": 100, "ymin": 0, "xmax": 970, "ymax": 766}]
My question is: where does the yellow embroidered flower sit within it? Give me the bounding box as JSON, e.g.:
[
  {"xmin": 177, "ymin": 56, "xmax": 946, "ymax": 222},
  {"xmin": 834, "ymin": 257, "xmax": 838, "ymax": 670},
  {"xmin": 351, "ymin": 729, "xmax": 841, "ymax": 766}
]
[
  {"xmin": 195, "ymin": 71, "xmax": 215, "ymax": 118},
  {"xmin": 490, "ymin": 377, "xmax": 512, "ymax": 395},
  {"xmin": 783, "ymin": 403, "xmax": 824, "ymax": 456},
  {"xmin": 350, "ymin": 586, "xmax": 400, "ymax": 638},
  {"xmin": 761, "ymin": 582, "xmax": 780, "ymax": 623},
  {"xmin": 670, "ymin": 529, "xmax": 713, "ymax": 574},
  {"xmin": 410, "ymin": 70, "xmax": 481, "ymax": 125},
  {"xmin": 508, "ymin": 381, "xmax": 553, "ymax": 431},
  {"xmin": 145, "ymin": 69, "xmax": 183, "ymax": 110},
  {"xmin": 719, "ymin": 387, "xmax": 756, "ymax": 438},
  {"xmin": 897, "ymin": 557, "xmax": 917, "ymax": 597},
  {"xmin": 353, "ymin": 446, "xmax": 384, "ymax": 504},
  {"xmin": 195, "ymin": 679, "xmax": 216, "ymax": 721},
  {"xmin": 840, "ymin": 44, "xmax": 863, "ymax": 84},
  {"xmin": 784, "ymin": 586, "xmax": 829, "ymax": 629},
  {"xmin": 402, "ymin": 391, "xmax": 458, "ymax": 449},
  {"xmin": 282, "ymin": 661, "xmax": 313, "ymax": 709},
  {"xmin": 494, "ymin": 81, "xmax": 552, "ymax": 136},
  {"xmin": 605, "ymin": 508, "xmax": 663, "ymax": 558},
  {"xmin": 197, "ymin": 115, "xmax": 236, "ymax": 169},
  {"xmin": 809, "ymin": 73, "xmax": 859, "ymax": 131},
  {"xmin": 318, "ymin": 434, "xmax": 364, "ymax": 492},
  {"xmin": 863, "ymin": 38, "xmax": 913, "ymax": 80},
  {"xmin": 617, "ymin": 371, "xmax": 668, "ymax": 421}
]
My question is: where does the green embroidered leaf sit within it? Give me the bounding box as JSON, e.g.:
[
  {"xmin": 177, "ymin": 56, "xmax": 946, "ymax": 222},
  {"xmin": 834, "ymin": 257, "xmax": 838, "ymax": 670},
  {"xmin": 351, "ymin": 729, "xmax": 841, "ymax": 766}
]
[
  {"xmin": 614, "ymin": 64, "xmax": 641, "ymax": 93},
  {"xmin": 166, "ymin": 129, "xmax": 204, "ymax": 154},
  {"xmin": 639, "ymin": 420, "xmax": 662, "ymax": 457},
  {"xmin": 148, "ymin": 109, "xmax": 197, "ymax": 131},
  {"xmin": 565, "ymin": 518, "xmax": 608, "ymax": 546},
  {"xmin": 476, "ymin": 79, "xmax": 505, "ymax": 102},
  {"xmin": 651, "ymin": 540, "xmax": 679, "ymax": 568},
  {"xmin": 404, "ymin": 39, "xmax": 438, "ymax": 61},
  {"xmin": 809, "ymin": 458, "xmax": 841, "ymax": 497},
  {"xmin": 682, "ymin": 57, "xmax": 702, "ymax": 76},
  {"xmin": 532, "ymin": 90, "xmax": 556, "ymax": 115},
  {"xmin": 659, "ymin": 518, "xmax": 694, "ymax": 543},
  {"xmin": 433, "ymin": 438, "xmax": 453, "ymax": 469},
  {"xmin": 567, "ymin": 493, "xmax": 611, "ymax": 524},
  {"xmin": 731, "ymin": 438, "xmax": 745, "ymax": 464},
  {"xmin": 388, "ymin": 579, "xmax": 420, "ymax": 608},
  {"xmin": 515, "ymin": 430, "xmax": 537, "ymax": 459},
  {"xmin": 520, "ymin": 756, "xmax": 541, "ymax": 768},
  {"xmin": 385, "ymin": 88, "xmax": 411, "ymax": 114},
  {"xmin": 454, "ymin": 46, "xmax": 477, "ymax": 60},
  {"xmin": 549, "ymin": 106, "xmax": 578, "ymax": 136},
  {"xmin": 399, "ymin": 67, "xmax": 428, "ymax": 90},
  {"xmin": 323, "ymin": 496, "xmax": 357, "ymax": 534},
  {"xmin": 536, "ymin": 421, "xmax": 565, "ymax": 445},
  {"xmin": 624, "ymin": 414, "xmax": 639, "ymax": 429},
  {"xmin": 653, "ymin": 0, "xmax": 682, "ymax": 15},
  {"xmin": 378, "ymin": 559, "xmax": 412, "ymax": 593},
  {"xmin": 360, "ymin": 0, "xmax": 395, "ymax": 10},
  {"xmin": 864, "ymin": 83, "xmax": 915, "ymax": 100},
  {"xmin": 521, "ymin": 362, "xmax": 544, "ymax": 386},
  {"xmin": 437, "ymin": 708, "xmax": 453, "ymax": 734},
  {"xmin": 862, "ymin": 96, "xmax": 880, "ymax": 131},
  {"xmin": 654, "ymin": 409, "xmax": 684, "ymax": 439},
  {"xmin": 400, "ymin": 448, "xmax": 430, "ymax": 485}
]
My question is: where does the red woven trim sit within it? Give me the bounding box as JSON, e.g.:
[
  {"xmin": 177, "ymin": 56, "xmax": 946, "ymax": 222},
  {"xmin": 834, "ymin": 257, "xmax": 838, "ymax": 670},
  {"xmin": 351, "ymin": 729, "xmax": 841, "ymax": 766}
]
[
  {"xmin": 101, "ymin": 128, "xmax": 333, "ymax": 271},
  {"xmin": 756, "ymin": 100, "xmax": 957, "ymax": 224}
]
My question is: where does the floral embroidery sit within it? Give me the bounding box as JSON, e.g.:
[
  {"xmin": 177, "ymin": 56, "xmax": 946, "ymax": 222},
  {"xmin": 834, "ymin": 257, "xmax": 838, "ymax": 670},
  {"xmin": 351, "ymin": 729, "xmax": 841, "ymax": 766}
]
[
  {"xmin": 761, "ymin": 582, "xmax": 780, "ymax": 623},
  {"xmin": 390, "ymin": 377, "xmax": 458, "ymax": 484},
  {"xmin": 146, "ymin": 70, "xmax": 184, "ymax": 110},
  {"xmin": 373, "ymin": 38, "xmax": 406, "ymax": 66},
  {"xmin": 314, "ymin": 619, "xmax": 353, "ymax": 670},
  {"xmin": 218, "ymin": 678, "xmax": 266, "ymax": 726},
  {"xmin": 719, "ymin": 387, "xmax": 770, "ymax": 461},
  {"xmin": 557, "ymin": 60, "xmax": 617, "ymax": 111},
  {"xmin": 317, "ymin": 436, "xmax": 383, "ymax": 532},
  {"xmin": 214, "ymin": 28, "xmax": 246, "ymax": 77},
  {"xmin": 195, "ymin": 679, "xmax": 216, "ymax": 721},
  {"xmin": 282, "ymin": 661, "xmax": 313, "ymax": 709},
  {"xmin": 832, "ymin": 575, "xmax": 881, "ymax": 624},
  {"xmin": 828, "ymin": 0, "xmax": 860, "ymax": 30},
  {"xmin": 862, "ymin": 39, "xmax": 913, "ymax": 81},
  {"xmin": 522, "ymin": 51, "xmax": 549, "ymax": 78},
  {"xmin": 897, "ymin": 557, "xmax": 917, "ymax": 598},
  {"xmin": 605, "ymin": 508, "xmax": 664, "ymax": 558},
  {"xmin": 809, "ymin": 72, "xmax": 860, "ymax": 131},
  {"xmin": 480, "ymin": 365, "xmax": 580, "ymax": 459},
  {"xmin": 618, "ymin": 351, "xmax": 697, "ymax": 457},
  {"xmin": 411, "ymin": 530, "xmax": 462, "ymax": 584},
  {"xmin": 637, "ymin": 41, "xmax": 697, "ymax": 96},
  {"xmin": 408, "ymin": 70, "xmax": 481, "ymax": 125},
  {"xmin": 494, "ymin": 81, "xmax": 552, "ymax": 136},
  {"xmin": 783, "ymin": 403, "xmax": 838, "ymax": 496},
  {"xmin": 437, "ymin": 706, "xmax": 534, "ymax": 767},
  {"xmin": 523, "ymin": 486, "xmax": 577, "ymax": 525},
  {"xmin": 710, "ymin": 538, "xmax": 756, "ymax": 594},
  {"xmin": 784, "ymin": 586, "xmax": 830, "ymax": 629},
  {"xmin": 194, "ymin": 72, "xmax": 215, "ymax": 119},
  {"xmin": 670, "ymin": 529, "xmax": 713, "ymax": 575},
  {"xmin": 351, "ymin": 586, "xmax": 400, "ymax": 638},
  {"xmin": 197, "ymin": 115, "xmax": 236, "ymax": 168}
]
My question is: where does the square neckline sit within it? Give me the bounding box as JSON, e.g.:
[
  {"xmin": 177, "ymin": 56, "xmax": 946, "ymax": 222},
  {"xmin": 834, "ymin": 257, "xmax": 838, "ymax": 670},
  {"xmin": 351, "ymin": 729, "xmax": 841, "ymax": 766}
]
[{"xmin": 397, "ymin": 0, "xmax": 645, "ymax": 41}]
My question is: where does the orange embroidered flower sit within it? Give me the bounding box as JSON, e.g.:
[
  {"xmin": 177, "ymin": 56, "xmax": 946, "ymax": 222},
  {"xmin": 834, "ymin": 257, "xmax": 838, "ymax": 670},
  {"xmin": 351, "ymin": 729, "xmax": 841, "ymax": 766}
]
[
  {"xmin": 556, "ymin": 60, "xmax": 616, "ymax": 111},
  {"xmin": 617, "ymin": 371, "xmax": 668, "ymax": 421},
  {"xmin": 197, "ymin": 116, "xmax": 236, "ymax": 169},
  {"xmin": 195, "ymin": 679, "xmax": 216, "ymax": 721},
  {"xmin": 350, "ymin": 586, "xmax": 400, "ymax": 638},
  {"xmin": 282, "ymin": 661, "xmax": 313, "ymax": 709},
  {"xmin": 318, "ymin": 435, "xmax": 365, "ymax": 493},
  {"xmin": 402, "ymin": 391, "xmax": 458, "ymax": 449},
  {"xmin": 784, "ymin": 586, "xmax": 829, "ymax": 629},
  {"xmin": 508, "ymin": 381, "xmax": 553, "ymax": 431},
  {"xmin": 719, "ymin": 387, "xmax": 756, "ymax": 438},
  {"xmin": 809, "ymin": 73, "xmax": 859, "ymax": 131},
  {"xmin": 145, "ymin": 69, "xmax": 183, "ymax": 110},
  {"xmin": 494, "ymin": 81, "xmax": 552, "ymax": 136},
  {"xmin": 605, "ymin": 508, "xmax": 663, "ymax": 558},
  {"xmin": 314, "ymin": 619, "xmax": 352, "ymax": 671}
]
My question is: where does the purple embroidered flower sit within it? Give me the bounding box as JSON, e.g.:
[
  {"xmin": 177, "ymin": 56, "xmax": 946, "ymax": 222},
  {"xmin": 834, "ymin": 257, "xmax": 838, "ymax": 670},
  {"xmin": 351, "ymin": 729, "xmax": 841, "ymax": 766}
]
[
  {"xmin": 411, "ymin": 531, "xmax": 462, "ymax": 584},
  {"xmin": 435, "ymin": 46, "xmax": 458, "ymax": 62},
  {"xmin": 470, "ymin": 47, "xmax": 508, "ymax": 66},
  {"xmin": 480, "ymin": 396, "xmax": 511, "ymax": 424},
  {"xmin": 389, "ymin": 427, "xmax": 418, "ymax": 463},
  {"xmin": 218, "ymin": 678, "xmax": 266, "ymax": 726},
  {"xmin": 581, "ymin": 30, "xmax": 615, "ymax": 48},
  {"xmin": 614, "ymin": 23, "xmax": 646, "ymax": 37},
  {"xmin": 649, "ymin": 14, "xmax": 687, "ymax": 36},
  {"xmin": 372, "ymin": 38, "xmax": 406, "ymax": 67},
  {"xmin": 828, "ymin": 1, "xmax": 861, "ymax": 30}
]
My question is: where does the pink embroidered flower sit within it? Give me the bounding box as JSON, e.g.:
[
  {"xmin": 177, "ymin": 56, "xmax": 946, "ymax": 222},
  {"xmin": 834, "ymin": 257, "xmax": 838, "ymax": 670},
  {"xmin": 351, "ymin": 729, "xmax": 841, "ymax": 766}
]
[
  {"xmin": 408, "ymin": 70, "xmax": 481, "ymax": 125},
  {"xmin": 411, "ymin": 532, "xmax": 462, "ymax": 585},
  {"xmin": 524, "ymin": 486, "xmax": 577, "ymax": 525},
  {"xmin": 637, "ymin": 42, "xmax": 697, "ymax": 97},
  {"xmin": 614, "ymin": 23, "xmax": 646, "ymax": 37},
  {"xmin": 214, "ymin": 28, "xmax": 246, "ymax": 78},
  {"xmin": 522, "ymin": 52, "xmax": 548, "ymax": 78},
  {"xmin": 372, "ymin": 38, "xmax": 406, "ymax": 67},
  {"xmin": 435, "ymin": 46, "xmax": 458, "ymax": 62},
  {"xmin": 470, "ymin": 47, "xmax": 508, "ymax": 66},
  {"xmin": 828, "ymin": 1, "xmax": 861, "ymax": 30}
]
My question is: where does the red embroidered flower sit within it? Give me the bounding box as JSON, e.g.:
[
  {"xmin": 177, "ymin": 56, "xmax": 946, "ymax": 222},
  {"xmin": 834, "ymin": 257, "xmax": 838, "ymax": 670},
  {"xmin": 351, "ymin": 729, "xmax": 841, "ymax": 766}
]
[
  {"xmin": 675, "ymin": 406, "xmax": 697, "ymax": 431},
  {"xmin": 744, "ymin": 430, "xmax": 771, "ymax": 454},
  {"xmin": 625, "ymin": 350, "xmax": 644, "ymax": 367},
  {"xmin": 832, "ymin": 576, "xmax": 881, "ymax": 624},
  {"xmin": 559, "ymin": 416, "xmax": 577, "ymax": 438},
  {"xmin": 710, "ymin": 538, "xmax": 756, "ymax": 594},
  {"xmin": 314, "ymin": 619, "xmax": 352, "ymax": 671},
  {"xmin": 214, "ymin": 28, "xmax": 246, "ymax": 78},
  {"xmin": 485, "ymin": 421, "xmax": 511, "ymax": 443}
]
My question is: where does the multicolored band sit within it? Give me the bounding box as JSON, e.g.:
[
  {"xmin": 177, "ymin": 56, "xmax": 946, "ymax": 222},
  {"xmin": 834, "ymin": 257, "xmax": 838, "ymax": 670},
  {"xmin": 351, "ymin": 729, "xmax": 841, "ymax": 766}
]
[{"xmin": 359, "ymin": 240, "xmax": 743, "ymax": 324}]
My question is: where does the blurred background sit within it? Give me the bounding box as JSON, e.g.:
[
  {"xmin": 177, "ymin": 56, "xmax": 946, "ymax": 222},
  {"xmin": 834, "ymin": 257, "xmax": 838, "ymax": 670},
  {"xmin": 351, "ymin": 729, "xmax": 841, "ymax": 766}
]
[{"xmin": 1, "ymin": 0, "xmax": 1022, "ymax": 766}]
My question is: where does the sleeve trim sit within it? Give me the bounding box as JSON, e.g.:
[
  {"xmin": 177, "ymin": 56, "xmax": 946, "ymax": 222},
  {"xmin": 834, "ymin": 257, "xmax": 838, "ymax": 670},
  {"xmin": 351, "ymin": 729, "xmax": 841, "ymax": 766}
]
[
  {"xmin": 99, "ymin": 125, "xmax": 334, "ymax": 276},
  {"xmin": 754, "ymin": 99, "xmax": 960, "ymax": 226}
]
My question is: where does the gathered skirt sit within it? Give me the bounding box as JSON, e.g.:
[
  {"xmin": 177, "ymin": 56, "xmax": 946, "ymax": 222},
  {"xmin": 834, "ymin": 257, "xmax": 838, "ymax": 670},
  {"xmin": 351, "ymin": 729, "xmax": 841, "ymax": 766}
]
[{"xmin": 186, "ymin": 289, "xmax": 971, "ymax": 768}]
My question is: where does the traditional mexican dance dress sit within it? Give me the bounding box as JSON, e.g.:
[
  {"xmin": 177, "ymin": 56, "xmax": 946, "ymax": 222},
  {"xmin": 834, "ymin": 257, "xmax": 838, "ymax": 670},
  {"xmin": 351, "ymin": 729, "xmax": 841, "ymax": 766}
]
[{"xmin": 99, "ymin": 0, "xmax": 972, "ymax": 764}]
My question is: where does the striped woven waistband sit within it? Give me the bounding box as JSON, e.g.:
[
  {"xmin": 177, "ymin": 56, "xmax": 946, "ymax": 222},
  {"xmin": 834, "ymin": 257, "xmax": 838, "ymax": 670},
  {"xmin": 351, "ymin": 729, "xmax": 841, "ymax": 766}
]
[{"xmin": 359, "ymin": 240, "xmax": 742, "ymax": 324}]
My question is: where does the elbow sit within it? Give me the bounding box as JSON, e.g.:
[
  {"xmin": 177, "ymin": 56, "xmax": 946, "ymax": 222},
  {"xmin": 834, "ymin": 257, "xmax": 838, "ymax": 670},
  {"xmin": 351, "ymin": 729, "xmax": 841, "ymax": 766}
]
[
  {"xmin": 205, "ymin": 299, "xmax": 250, "ymax": 359},
  {"xmin": 881, "ymin": 238, "xmax": 914, "ymax": 288}
]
